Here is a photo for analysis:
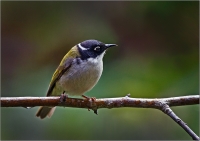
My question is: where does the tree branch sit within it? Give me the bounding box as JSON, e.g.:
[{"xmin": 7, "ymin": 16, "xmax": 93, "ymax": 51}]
[
  {"xmin": 1, "ymin": 95, "xmax": 199, "ymax": 108},
  {"xmin": 1, "ymin": 95, "xmax": 199, "ymax": 140}
]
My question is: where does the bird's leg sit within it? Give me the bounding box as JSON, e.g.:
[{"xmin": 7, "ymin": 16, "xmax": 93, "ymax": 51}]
[
  {"xmin": 82, "ymin": 95, "xmax": 96, "ymax": 102},
  {"xmin": 82, "ymin": 95, "xmax": 97, "ymax": 114},
  {"xmin": 60, "ymin": 91, "xmax": 68, "ymax": 103}
]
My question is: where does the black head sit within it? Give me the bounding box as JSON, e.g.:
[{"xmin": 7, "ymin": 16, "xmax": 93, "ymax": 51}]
[{"xmin": 77, "ymin": 39, "xmax": 117, "ymax": 60}]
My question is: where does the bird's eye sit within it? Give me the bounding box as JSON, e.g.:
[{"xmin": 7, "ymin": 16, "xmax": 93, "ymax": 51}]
[{"xmin": 94, "ymin": 46, "xmax": 101, "ymax": 51}]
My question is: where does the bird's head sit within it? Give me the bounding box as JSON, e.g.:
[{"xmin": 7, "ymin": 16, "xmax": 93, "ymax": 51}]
[{"xmin": 77, "ymin": 39, "xmax": 117, "ymax": 60}]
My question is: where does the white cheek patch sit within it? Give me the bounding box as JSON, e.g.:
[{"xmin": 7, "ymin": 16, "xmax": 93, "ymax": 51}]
[{"xmin": 78, "ymin": 43, "xmax": 88, "ymax": 51}]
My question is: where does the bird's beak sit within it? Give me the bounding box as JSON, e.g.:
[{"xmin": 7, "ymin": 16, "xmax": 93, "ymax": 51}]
[{"xmin": 105, "ymin": 44, "xmax": 118, "ymax": 49}]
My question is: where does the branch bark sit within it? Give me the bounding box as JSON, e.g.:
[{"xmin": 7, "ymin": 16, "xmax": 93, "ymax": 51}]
[{"xmin": 1, "ymin": 95, "xmax": 199, "ymax": 140}]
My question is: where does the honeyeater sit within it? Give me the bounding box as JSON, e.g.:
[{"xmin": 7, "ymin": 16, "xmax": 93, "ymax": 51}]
[{"xmin": 36, "ymin": 39, "xmax": 117, "ymax": 119}]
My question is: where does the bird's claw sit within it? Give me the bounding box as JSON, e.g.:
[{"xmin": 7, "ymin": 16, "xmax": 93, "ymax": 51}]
[
  {"xmin": 82, "ymin": 95, "xmax": 96, "ymax": 102},
  {"xmin": 82, "ymin": 95, "xmax": 97, "ymax": 114},
  {"xmin": 60, "ymin": 93, "xmax": 68, "ymax": 103}
]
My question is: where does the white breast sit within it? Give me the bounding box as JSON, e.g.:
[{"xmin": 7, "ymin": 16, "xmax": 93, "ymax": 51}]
[{"xmin": 57, "ymin": 52, "xmax": 105, "ymax": 96}]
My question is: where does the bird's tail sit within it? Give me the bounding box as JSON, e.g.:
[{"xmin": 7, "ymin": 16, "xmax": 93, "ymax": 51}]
[{"xmin": 36, "ymin": 106, "xmax": 56, "ymax": 119}]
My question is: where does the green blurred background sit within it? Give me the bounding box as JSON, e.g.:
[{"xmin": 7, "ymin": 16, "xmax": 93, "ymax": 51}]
[{"xmin": 1, "ymin": 1, "xmax": 199, "ymax": 140}]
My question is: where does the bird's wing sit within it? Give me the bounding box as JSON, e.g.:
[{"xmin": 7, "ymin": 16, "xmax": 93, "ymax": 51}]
[{"xmin": 46, "ymin": 46, "xmax": 80, "ymax": 96}]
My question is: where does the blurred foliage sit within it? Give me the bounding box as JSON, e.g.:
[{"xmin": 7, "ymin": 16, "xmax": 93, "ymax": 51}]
[{"xmin": 1, "ymin": 1, "xmax": 199, "ymax": 140}]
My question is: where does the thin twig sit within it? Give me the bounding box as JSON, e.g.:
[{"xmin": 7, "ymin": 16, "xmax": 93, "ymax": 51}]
[{"xmin": 158, "ymin": 101, "xmax": 199, "ymax": 140}]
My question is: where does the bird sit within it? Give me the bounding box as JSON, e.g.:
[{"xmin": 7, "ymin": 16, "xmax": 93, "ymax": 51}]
[{"xmin": 36, "ymin": 39, "xmax": 117, "ymax": 119}]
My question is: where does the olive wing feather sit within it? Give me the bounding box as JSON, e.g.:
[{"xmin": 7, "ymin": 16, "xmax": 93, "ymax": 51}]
[{"xmin": 46, "ymin": 46, "xmax": 80, "ymax": 96}]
